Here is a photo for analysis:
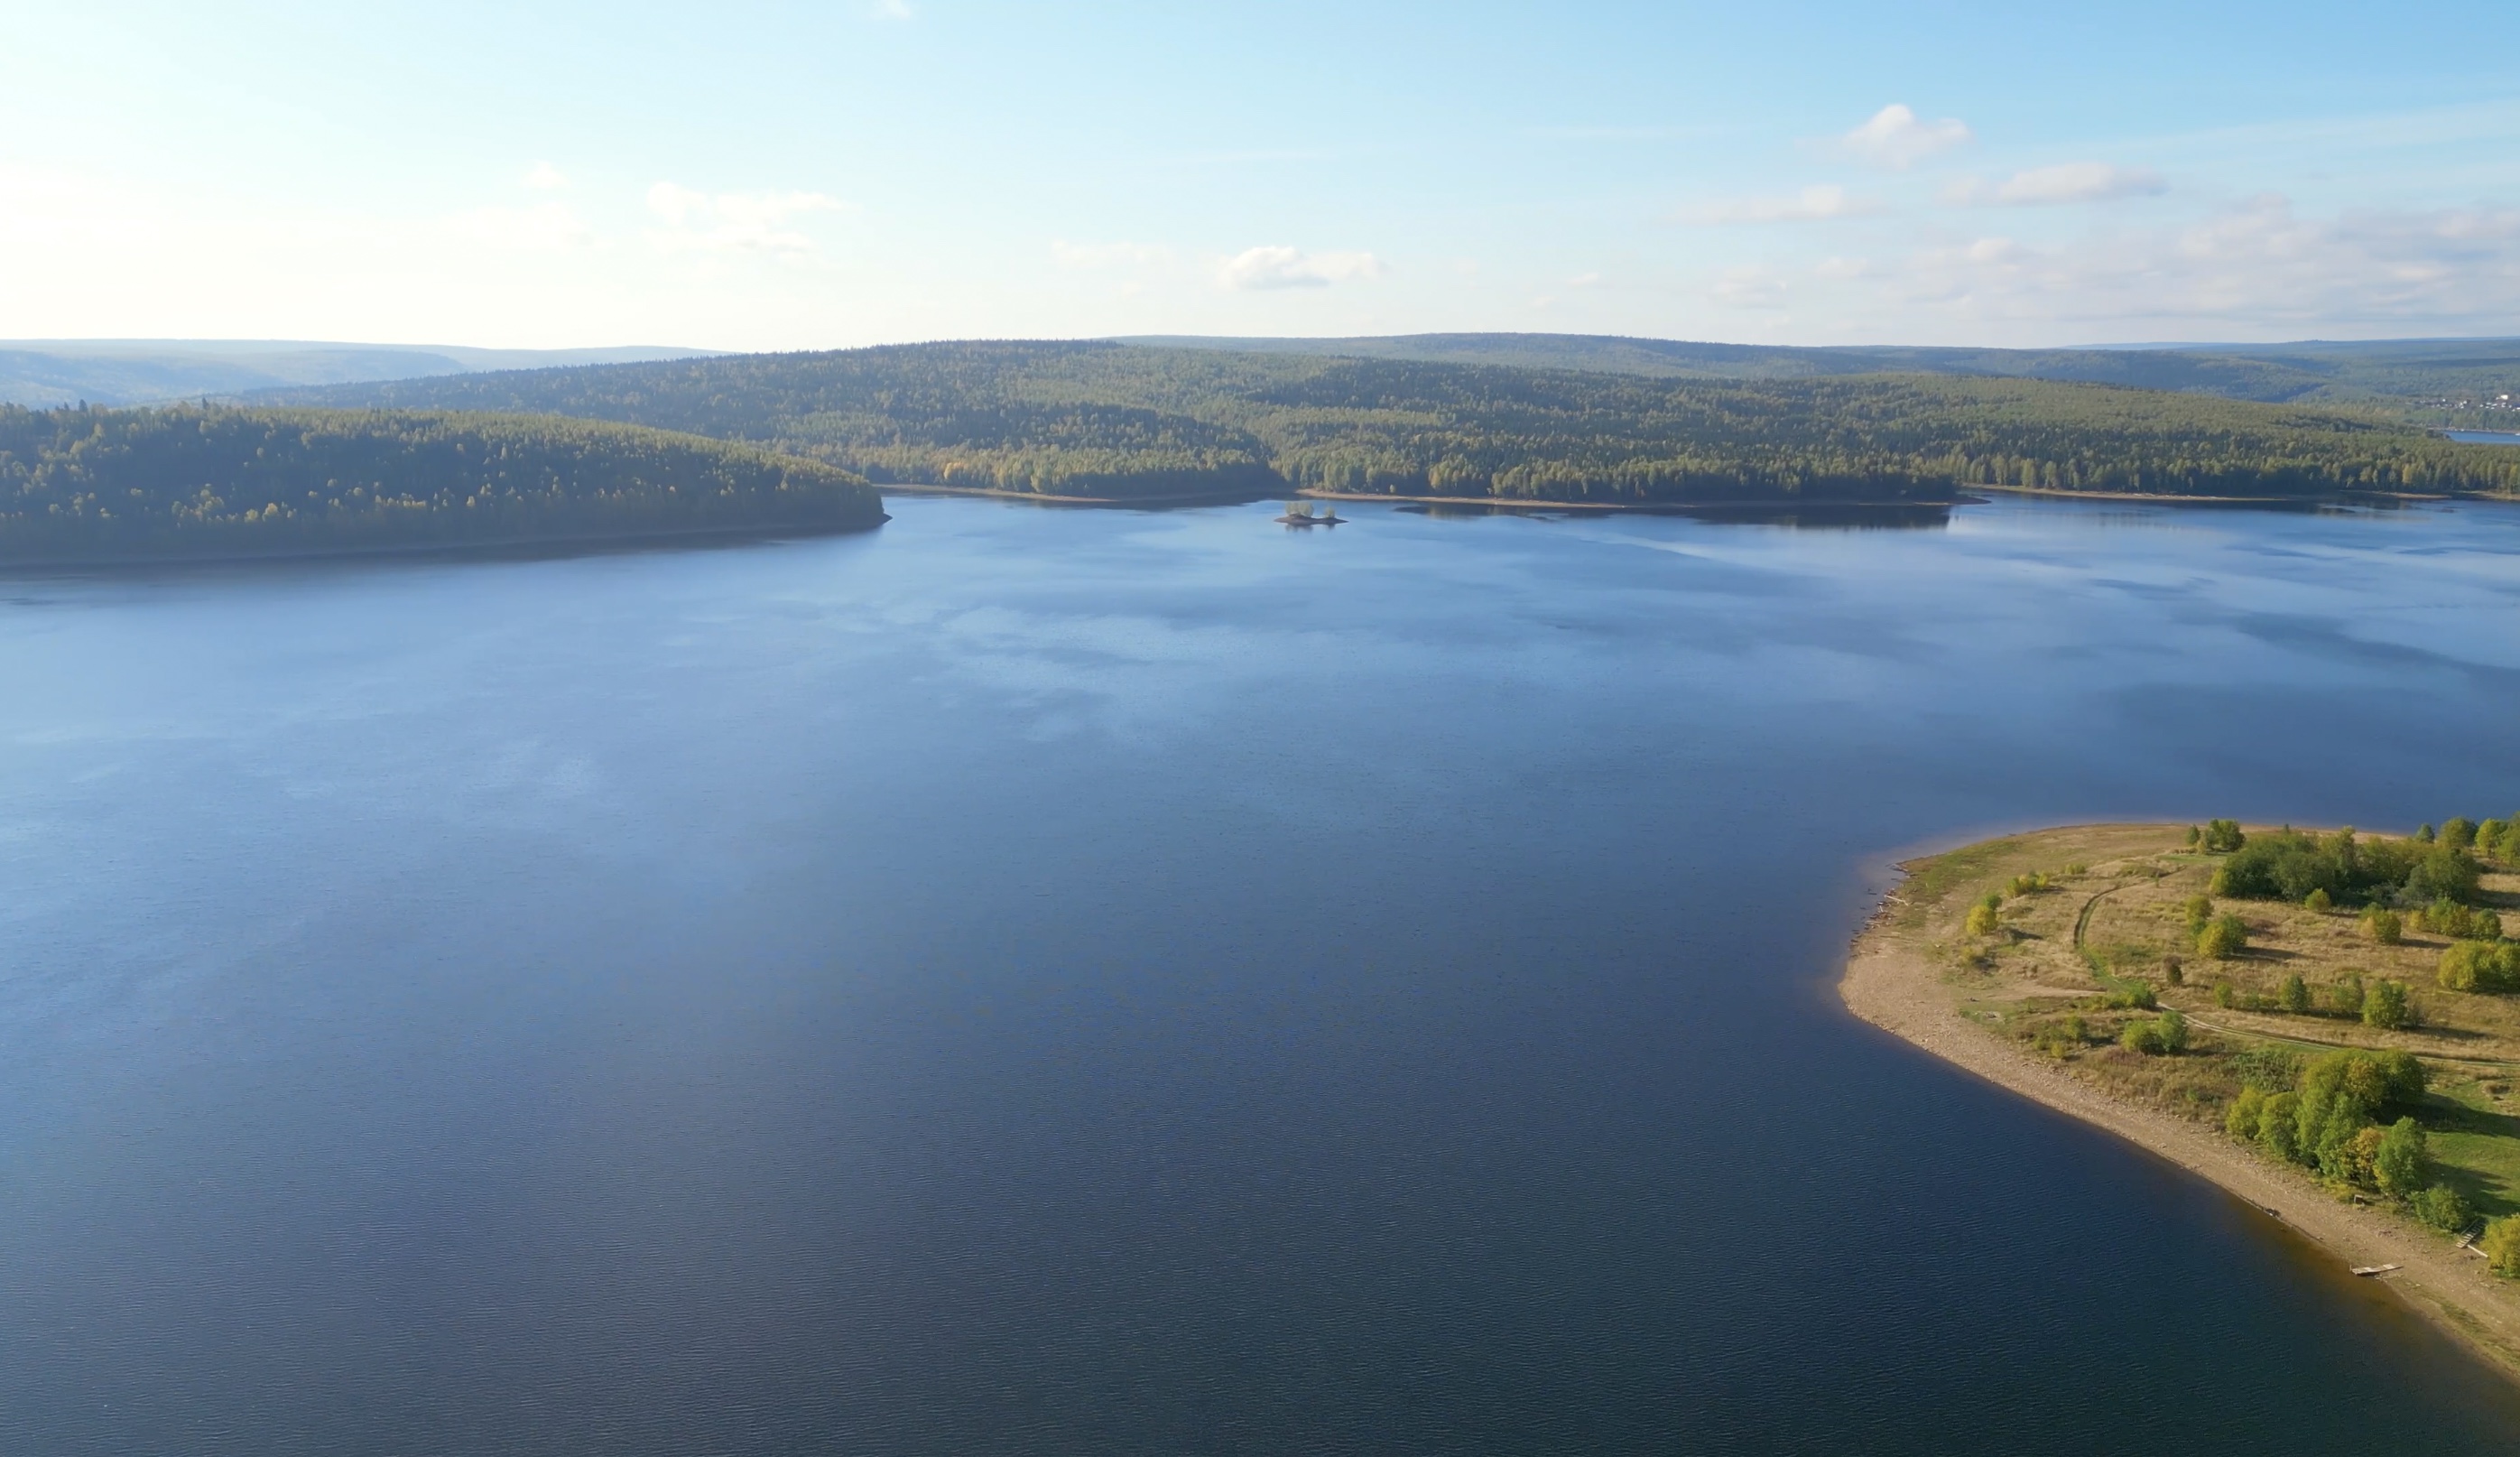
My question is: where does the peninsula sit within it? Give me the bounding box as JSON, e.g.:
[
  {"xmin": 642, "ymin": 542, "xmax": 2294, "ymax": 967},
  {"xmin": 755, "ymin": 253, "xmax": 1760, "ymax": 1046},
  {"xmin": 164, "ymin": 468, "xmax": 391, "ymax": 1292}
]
[{"xmin": 1844, "ymin": 820, "xmax": 2520, "ymax": 1379}]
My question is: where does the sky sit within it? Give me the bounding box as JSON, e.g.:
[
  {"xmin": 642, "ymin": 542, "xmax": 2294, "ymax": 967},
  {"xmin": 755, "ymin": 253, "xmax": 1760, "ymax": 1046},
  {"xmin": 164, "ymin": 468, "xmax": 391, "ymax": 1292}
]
[{"xmin": 4, "ymin": 0, "xmax": 2517, "ymax": 352}]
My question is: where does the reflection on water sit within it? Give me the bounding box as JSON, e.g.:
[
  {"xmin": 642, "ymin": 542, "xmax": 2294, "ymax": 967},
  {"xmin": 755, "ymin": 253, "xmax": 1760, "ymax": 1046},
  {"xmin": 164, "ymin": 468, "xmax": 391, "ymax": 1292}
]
[{"xmin": 3, "ymin": 496, "xmax": 2520, "ymax": 1454}]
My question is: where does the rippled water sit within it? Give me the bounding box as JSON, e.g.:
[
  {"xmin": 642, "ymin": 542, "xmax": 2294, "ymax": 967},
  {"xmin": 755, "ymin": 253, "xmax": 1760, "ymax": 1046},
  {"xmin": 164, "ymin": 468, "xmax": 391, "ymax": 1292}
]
[{"xmin": 4, "ymin": 494, "xmax": 2520, "ymax": 1452}]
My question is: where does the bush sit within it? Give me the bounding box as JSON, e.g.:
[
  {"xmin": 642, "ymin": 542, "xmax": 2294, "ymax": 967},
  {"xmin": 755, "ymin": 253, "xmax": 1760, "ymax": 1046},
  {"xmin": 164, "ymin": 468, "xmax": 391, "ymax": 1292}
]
[
  {"xmin": 2226, "ymin": 1085, "xmax": 2266, "ymax": 1139},
  {"xmin": 2365, "ymin": 979, "xmax": 2414, "ymax": 1030},
  {"xmin": 2198, "ymin": 914, "xmax": 2249, "ymax": 960},
  {"xmin": 2327, "ymin": 972, "xmax": 2366, "ymax": 1018},
  {"xmin": 2278, "ymin": 973, "xmax": 2311, "ymax": 1014},
  {"xmin": 2366, "ymin": 908, "xmax": 2403, "ymax": 945},
  {"xmin": 2438, "ymin": 940, "xmax": 2520, "ymax": 994},
  {"xmin": 1964, "ymin": 901, "xmax": 2001, "ymax": 937},
  {"xmin": 2202, "ymin": 819, "xmax": 2247, "ymax": 853},
  {"xmin": 2256, "ymin": 1090, "xmax": 2302, "ymax": 1163},
  {"xmin": 2413, "ymin": 1184, "xmax": 2475, "ymax": 1234},
  {"xmin": 2478, "ymin": 910, "xmax": 2506, "ymax": 942},
  {"xmin": 2304, "ymin": 887, "xmax": 2333, "ymax": 913},
  {"xmin": 2183, "ymin": 895, "xmax": 2215, "ymax": 933},
  {"xmin": 2121, "ymin": 1020, "xmax": 2167, "ymax": 1055},
  {"xmin": 2482, "ymin": 1217, "xmax": 2520, "ymax": 1277},
  {"xmin": 2373, "ymin": 1118, "xmax": 2432, "ymax": 1198},
  {"xmin": 2442, "ymin": 817, "xmax": 2478, "ymax": 851},
  {"xmin": 2418, "ymin": 898, "xmax": 2475, "ymax": 939},
  {"xmin": 2405, "ymin": 847, "xmax": 2481, "ymax": 905},
  {"xmin": 2009, "ymin": 873, "xmax": 2048, "ymax": 897},
  {"xmin": 2163, "ymin": 955, "xmax": 2184, "ymax": 987},
  {"xmin": 2157, "ymin": 1007, "xmax": 2189, "ymax": 1053},
  {"xmin": 2228, "ymin": 1044, "xmax": 2301, "ymax": 1091}
]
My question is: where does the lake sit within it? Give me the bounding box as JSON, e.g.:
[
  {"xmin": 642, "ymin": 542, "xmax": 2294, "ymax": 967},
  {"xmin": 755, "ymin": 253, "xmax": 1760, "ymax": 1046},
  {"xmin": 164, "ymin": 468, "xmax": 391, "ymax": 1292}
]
[{"xmin": 4, "ymin": 494, "xmax": 2520, "ymax": 1452}]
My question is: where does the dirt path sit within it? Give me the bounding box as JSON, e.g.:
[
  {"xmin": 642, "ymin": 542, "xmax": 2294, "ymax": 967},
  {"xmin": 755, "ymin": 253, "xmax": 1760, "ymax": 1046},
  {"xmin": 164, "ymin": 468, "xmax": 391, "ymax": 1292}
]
[{"xmin": 1841, "ymin": 933, "xmax": 2520, "ymax": 1382}]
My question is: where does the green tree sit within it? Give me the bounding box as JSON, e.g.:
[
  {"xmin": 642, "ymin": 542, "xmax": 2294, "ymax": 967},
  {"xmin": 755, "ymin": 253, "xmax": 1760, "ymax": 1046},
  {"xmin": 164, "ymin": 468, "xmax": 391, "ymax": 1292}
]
[
  {"xmin": 2157, "ymin": 1006, "xmax": 2189, "ymax": 1053},
  {"xmin": 2367, "ymin": 908, "xmax": 2403, "ymax": 946},
  {"xmin": 2413, "ymin": 1184, "xmax": 2475, "ymax": 1234},
  {"xmin": 2365, "ymin": 979, "xmax": 2413, "ymax": 1030},
  {"xmin": 2278, "ymin": 973, "xmax": 2310, "ymax": 1014},
  {"xmin": 2256, "ymin": 1090, "xmax": 2302, "ymax": 1163},
  {"xmin": 2201, "ymin": 819, "xmax": 2247, "ymax": 853},
  {"xmin": 1964, "ymin": 900, "xmax": 2002, "ymax": 937},
  {"xmin": 2182, "ymin": 895, "xmax": 2215, "ymax": 934},
  {"xmin": 2120, "ymin": 1020, "xmax": 2166, "ymax": 1054},
  {"xmin": 2198, "ymin": 914, "xmax": 2249, "ymax": 960},
  {"xmin": 2373, "ymin": 1118, "xmax": 2432, "ymax": 1198},
  {"xmin": 2328, "ymin": 972, "xmax": 2366, "ymax": 1017},
  {"xmin": 2441, "ymin": 817, "xmax": 2478, "ymax": 851},
  {"xmin": 2482, "ymin": 1217, "xmax": 2520, "ymax": 1277},
  {"xmin": 2226, "ymin": 1085, "xmax": 2266, "ymax": 1139}
]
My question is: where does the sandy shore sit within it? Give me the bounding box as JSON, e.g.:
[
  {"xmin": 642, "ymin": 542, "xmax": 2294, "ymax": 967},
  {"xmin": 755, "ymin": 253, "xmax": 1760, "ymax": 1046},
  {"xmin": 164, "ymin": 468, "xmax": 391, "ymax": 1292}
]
[{"xmin": 1841, "ymin": 919, "xmax": 2520, "ymax": 1381}]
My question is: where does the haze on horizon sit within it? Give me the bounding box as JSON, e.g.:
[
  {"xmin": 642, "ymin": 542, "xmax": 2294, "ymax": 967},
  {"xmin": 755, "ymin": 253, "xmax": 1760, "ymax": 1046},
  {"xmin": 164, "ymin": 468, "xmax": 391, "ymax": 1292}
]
[{"xmin": 6, "ymin": 0, "xmax": 2515, "ymax": 355}]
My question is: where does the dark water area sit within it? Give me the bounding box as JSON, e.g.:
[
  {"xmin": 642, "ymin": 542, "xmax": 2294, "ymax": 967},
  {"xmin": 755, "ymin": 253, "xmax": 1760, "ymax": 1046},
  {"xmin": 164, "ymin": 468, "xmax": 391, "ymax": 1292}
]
[{"xmin": 5, "ymin": 494, "xmax": 2520, "ymax": 1452}]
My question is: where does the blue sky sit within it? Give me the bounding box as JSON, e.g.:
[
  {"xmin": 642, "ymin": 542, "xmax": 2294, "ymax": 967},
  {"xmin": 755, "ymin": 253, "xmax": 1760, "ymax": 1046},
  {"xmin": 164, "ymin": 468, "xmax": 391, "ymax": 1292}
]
[{"xmin": 5, "ymin": 0, "xmax": 2516, "ymax": 349}]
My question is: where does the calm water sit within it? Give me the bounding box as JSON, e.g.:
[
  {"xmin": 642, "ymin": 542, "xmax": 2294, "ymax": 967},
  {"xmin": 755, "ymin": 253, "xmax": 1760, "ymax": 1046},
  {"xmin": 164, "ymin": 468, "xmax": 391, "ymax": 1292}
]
[{"xmin": 5, "ymin": 495, "xmax": 2520, "ymax": 1452}]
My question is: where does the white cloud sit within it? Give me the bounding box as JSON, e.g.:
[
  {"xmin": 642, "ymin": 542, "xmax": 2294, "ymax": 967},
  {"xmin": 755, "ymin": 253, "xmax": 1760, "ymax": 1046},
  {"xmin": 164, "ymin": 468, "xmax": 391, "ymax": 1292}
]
[
  {"xmin": 867, "ymin": 0, "xmax": 913, "ymax": 17},
  {"xmin": 1679, "ymin": 184, "xmax": 1884, "ymax": 226},
  {"xmin": 1712, "ymin": 267, "xmax": 1788, "ymax": 309},
  {"xmin": 645, "ymin": 183, "xmax": 842, "ymax": 255},
  {"xmin": 1945, "ymin": 162, "xmax": 2168, "ymax": 206},
  {"xmin": 1839, "ymin": 104, "xmax": 1972, "ymax": 170},
  {"xmin": 523, "ymin": 162, "xmax": 568, "ymax": 192},
  {"xmin": 1814, "ymin": 255, "xmax": 1872, "ymax": 279},
  {"xmin": 1217, "ymin": 245, "xmax": 1385, "ymax": 290},
  {"xmin": 1881, "ymin": 194, "xmax": 2520, "ymax": 327}
]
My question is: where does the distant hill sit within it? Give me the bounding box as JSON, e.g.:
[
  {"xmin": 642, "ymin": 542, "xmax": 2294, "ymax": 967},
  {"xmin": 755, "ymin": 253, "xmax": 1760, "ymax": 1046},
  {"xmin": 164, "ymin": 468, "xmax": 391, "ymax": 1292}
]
[
  {"xmin": 259, "ymin": 340, "xmax": 2520, "ymax": 506},
  {"xmin": 0, "ymin": 340, "xmax": 718, "ymax": 409},
  {"xmin": 0, "ymin": 405, "xmax": 880, "ymax": 563},
  {"xmin": 1117, "ymin": 332, "xmax": 2520, "ymax": 420}
]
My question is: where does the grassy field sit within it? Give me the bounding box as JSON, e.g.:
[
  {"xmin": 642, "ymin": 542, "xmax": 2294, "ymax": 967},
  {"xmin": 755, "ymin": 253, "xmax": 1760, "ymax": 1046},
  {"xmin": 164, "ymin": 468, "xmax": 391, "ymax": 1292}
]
[{"xmin": 1906, "ymin": 823, "xmax": 2520, "ymax": 1219}]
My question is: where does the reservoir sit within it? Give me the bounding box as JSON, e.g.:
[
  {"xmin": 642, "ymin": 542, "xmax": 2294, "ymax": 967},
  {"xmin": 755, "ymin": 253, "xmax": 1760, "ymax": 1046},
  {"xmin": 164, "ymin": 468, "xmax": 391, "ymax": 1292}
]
[{"xmin": 4, "ymin": 494, "xmax": 2520, "ymax": 1452}]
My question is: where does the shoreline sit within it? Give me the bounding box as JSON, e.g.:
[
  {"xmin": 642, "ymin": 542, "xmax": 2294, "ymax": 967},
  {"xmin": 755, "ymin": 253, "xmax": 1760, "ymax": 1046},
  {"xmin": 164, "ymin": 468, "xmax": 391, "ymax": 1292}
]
[
  {"xmin": 1840, "ymin": 840, "xmax": 2520, "ymax": 1383},
  {"xmin": 0, "ymin": 514, "xmax": 888, "ymax": 573}
]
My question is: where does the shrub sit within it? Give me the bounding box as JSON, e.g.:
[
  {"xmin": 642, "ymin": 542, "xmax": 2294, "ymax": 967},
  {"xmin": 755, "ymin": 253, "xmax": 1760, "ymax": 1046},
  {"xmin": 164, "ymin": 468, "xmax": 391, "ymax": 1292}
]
[
  {"xmin": 2438, "ymin": 940, "xmax": 2520, "ymax": 994},
  {"xmin": 2101, "ymin": 981, "xmax": 2156, "ymax": 1011},
  {"xmin": 2212, "ymin": 979, "xmax": 2236, "ymax": 1007},
  {"xmin": 2441, "ymin": 817, "xmax": 2478, "ymax": 851},
  {"xmin": 2417, "ymin": 824, "xmax": 2437, "ymax": 844},
  {"xmin": 2278, "ymin": 973, "xmax": 2311, "ymax": 1014},
  {"xmin": 2198, "ymin": 914, "xmax": 2249, "ymax": 961},
  {"xmin": 2418, "ymin": 898, "xmax": 2475, "ymax": 940},
  {"xmin": 1964, "ymin": 901, "xmax": 2001, "ymax": 937},
  {"xmin": 2373, "ymin": 1118, "xmax": 2432, "ymax": 1198},
  {"xmin": 2366, "ymin": 908, "xmax": 2403, "ymax": 945},
  {"xmin": 2405, "ymin": 847, "xmax": 2481, "ymax": 905},
  {"xmin": 2226, "ymin": 1085, "xmax": 2266, "ymax": 1139},
  {"xmin": 2163, "ymin": 955, "xmax": 2184, "ymax": 988},
  {"xmin": 2184, "ymin": 824, "xmax": 2202, "ymax": 849},
  {"xmin": 2008, "ymin": 873, "xmax": 2048, "ymax": 897},
  {"xmin": 2365, "ymin": 979, "xmax": 2414, "ymax": 1030},
  {"xmin": 2228, "ymin": 1044, "xmax": 2301, "ymax": 1091},
  {"xmin": 2413, "ymin": 1184, "xmax": 2474, "ymax": 1234},
  {"xmin": 2478, "ymin": 909, "xmax": 2505, "ymax": 942},
  {"xmin": 2202, "ymin": 819, "xmax": 2247, "ymax": 853},
  {"xmin": 2327, "ymin": 972, "xmax": 2366, "ymax": 1018},
  {"xmin": 2482, "ymin": 1217, "xmax": 2520, "ymax": 1277},
  {"xmin": 2256, "ymin": 1090, "xmax": 2302, "ymax": 1163},
  {"xmin": 2304, "ymin": 887, "xmax": 2333, "ymax": 914},
  {"xmin": 2121, "ymin": 1020, "xmax": 2167, "ymax": 1055},
  {"xmin": 2157, "ymin": 1007, "xmax": 2189, "ymax": 1053}
]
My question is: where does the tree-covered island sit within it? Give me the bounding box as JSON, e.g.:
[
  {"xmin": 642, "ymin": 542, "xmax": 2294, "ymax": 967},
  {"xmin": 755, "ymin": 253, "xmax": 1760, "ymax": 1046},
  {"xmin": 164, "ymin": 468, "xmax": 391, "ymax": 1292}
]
[
  {"xmin": 0, "ymin": 404, "xmax": 885, "ymax": 564},
  {"xmin": 1847, "ymin": 818, "xmax": 2520, "ymax": 1381}
]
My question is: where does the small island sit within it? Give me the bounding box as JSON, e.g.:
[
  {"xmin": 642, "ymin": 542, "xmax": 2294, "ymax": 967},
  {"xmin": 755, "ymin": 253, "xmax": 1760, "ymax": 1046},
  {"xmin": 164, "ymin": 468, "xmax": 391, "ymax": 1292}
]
[{"xmin": 1844, "ymin": 818, "xmax": 2520, "ymax": 1379}]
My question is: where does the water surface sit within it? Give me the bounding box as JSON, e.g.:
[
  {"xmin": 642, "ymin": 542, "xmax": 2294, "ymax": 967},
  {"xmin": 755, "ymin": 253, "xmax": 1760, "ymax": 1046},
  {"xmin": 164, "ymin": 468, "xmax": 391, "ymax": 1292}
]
[{"xmin": 5, "ymin": 494, "xmax": 2520, "ymax": 1452}]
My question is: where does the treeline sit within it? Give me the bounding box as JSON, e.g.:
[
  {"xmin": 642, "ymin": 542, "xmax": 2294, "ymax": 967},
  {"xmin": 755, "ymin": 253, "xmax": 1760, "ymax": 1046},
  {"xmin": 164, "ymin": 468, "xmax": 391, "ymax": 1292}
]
[
  {"xmin": 2196, "ymin": 817, "xmax": 2520, "ymax": 998},
  {"xmin": 258, "ymin": 341, "xmax": 2520, "ymax": 506},
  {"xmin": 0, "ymin": 405, "xmax": 884, "ymax": 561}
]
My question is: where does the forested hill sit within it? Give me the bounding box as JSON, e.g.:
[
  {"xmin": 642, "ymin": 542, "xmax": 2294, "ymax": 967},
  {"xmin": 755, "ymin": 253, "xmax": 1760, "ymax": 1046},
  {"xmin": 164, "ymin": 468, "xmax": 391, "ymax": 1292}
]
[
  {"xmin": 0, "ymin": 406, "xmax": 884, "ymax": 563},
  {"xmin": 1123, "ymin": 332, "xmax": 2520, "ymax": 419},
  {"xmin": 264, "ymin": 342, "xmax": 2520, "ymax": 506}
]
